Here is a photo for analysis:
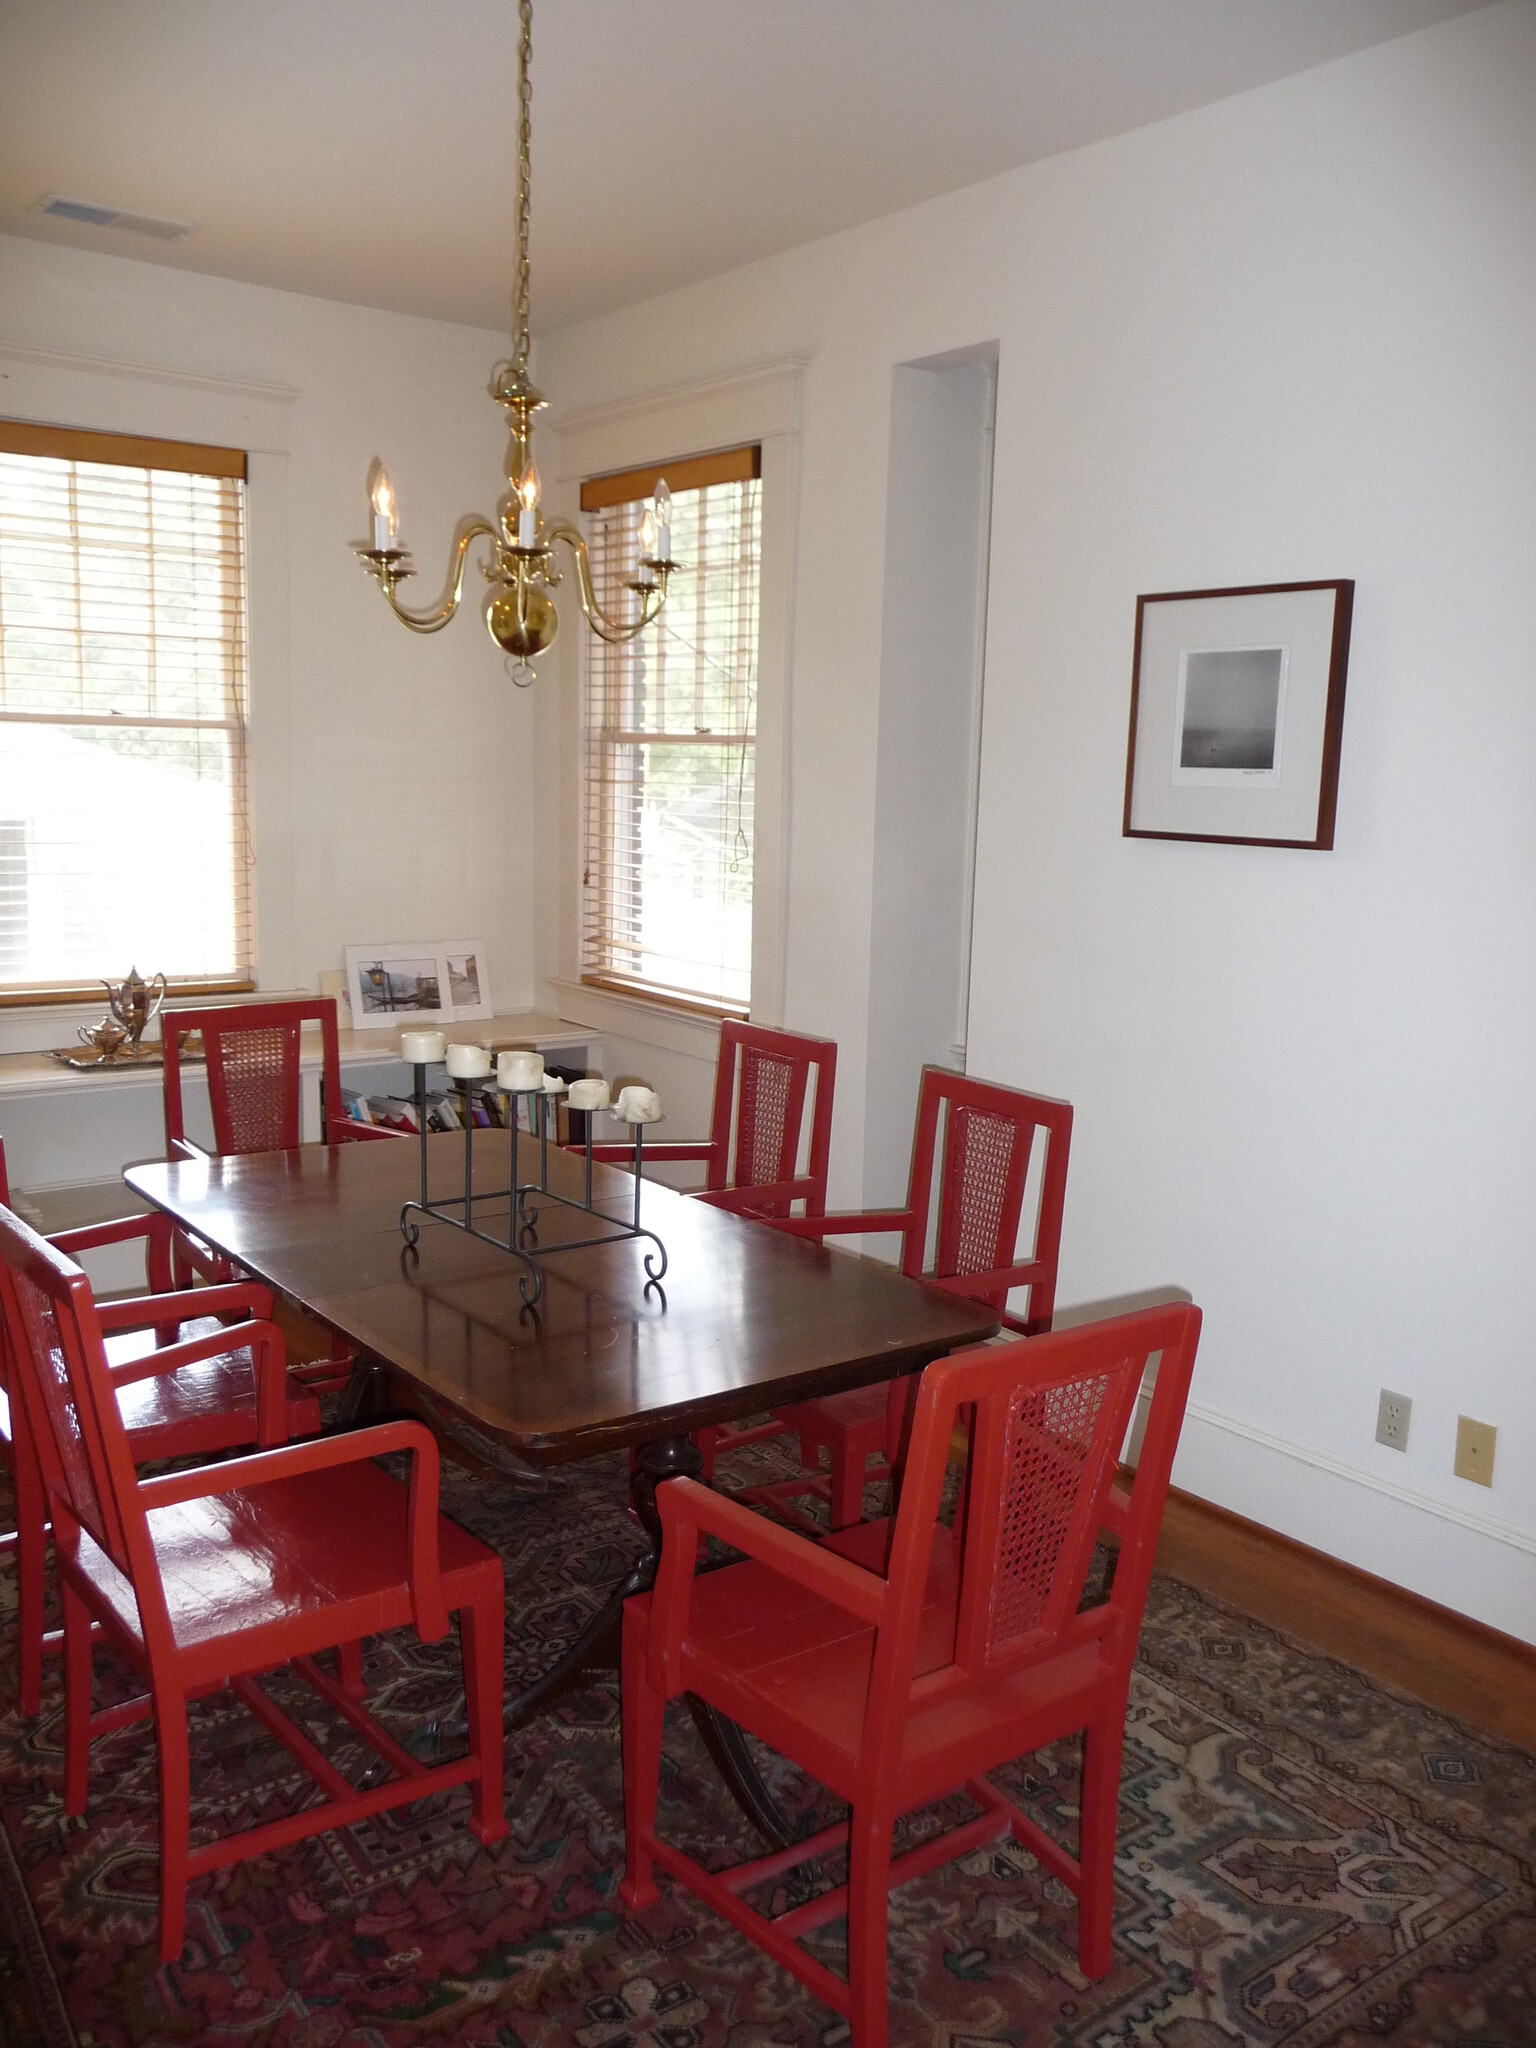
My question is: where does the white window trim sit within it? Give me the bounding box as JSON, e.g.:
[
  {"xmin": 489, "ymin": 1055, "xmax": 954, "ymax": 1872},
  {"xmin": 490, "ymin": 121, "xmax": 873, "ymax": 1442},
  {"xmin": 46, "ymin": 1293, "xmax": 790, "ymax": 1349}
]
[
  {"xmin": 0, "ymin": 343, "xmax": 294, "ymax": 1055},
  {"xmin": 544, "ymin": 362, "xmax": 802, "ymax": 1048}
]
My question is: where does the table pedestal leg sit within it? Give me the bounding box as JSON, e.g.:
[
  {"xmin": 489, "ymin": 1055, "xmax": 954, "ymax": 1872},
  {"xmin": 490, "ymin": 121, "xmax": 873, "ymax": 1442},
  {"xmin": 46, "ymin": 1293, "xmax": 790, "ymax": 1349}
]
[{"xmin": 505, "ymin": 1434, "xmax": 794, "ymax": 1850}]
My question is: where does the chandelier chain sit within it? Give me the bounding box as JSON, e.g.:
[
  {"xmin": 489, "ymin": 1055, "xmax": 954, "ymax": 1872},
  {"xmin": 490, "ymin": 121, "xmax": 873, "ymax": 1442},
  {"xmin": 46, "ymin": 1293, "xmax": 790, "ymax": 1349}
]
[
  {"xmin": 356, "ymin": 0, "xmax": 673, "ymax": 657},
  {"xmin": 515, "ymin": 0, "xmax": 533, "ymax": 372}
]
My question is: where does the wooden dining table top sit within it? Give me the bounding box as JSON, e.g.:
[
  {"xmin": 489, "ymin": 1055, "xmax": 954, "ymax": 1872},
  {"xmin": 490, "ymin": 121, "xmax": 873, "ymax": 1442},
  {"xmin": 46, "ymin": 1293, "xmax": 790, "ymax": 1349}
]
[{"xmin": 125, "ymin": 1134, "xmax": 999, "ymax": 1466}]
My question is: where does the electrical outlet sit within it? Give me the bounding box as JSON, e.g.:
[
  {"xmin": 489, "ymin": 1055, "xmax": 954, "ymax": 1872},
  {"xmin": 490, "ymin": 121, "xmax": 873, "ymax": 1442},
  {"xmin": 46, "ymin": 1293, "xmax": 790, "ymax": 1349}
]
[
  {"xmin": 1375, "ymin": 1388, "xmax": 1411, "ymax": 1451},
  {"xmin": 1454, "ymin": 1415, "xmax": 1496, "ymax": 1487}
]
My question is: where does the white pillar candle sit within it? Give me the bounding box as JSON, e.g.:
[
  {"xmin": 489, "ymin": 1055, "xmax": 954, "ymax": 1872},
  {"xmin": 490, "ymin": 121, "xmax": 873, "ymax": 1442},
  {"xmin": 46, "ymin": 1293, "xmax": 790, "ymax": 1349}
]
[
  {"xmin": 445, "ymin": 1043, "xmax": 492, "ymax": 1080},
  {"xmin": 614, "ymin": 1085, "xmax": 663, "ymax": 1124},
  {"xmin": 541, "ymin": 1072, "xmax": 568, "ymax": 1094},
  {"xmin": 400, "ymin": 1029, "xmax": 446, "ymax": 1065},
  {"xmin": 497, "ymin": 1049, "xmax": 544, "ymax": 1091},
  {"xmin": 566, "ymin": 1077, "xmax": 610, "ymax": 1111}
]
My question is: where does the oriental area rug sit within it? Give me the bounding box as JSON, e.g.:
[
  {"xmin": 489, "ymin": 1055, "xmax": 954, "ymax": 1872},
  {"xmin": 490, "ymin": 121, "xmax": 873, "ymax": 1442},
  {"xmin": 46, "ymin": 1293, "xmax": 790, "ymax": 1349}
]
[{"xmin": 0, "ymin": 1435, "xmax": 1532, "ymax": 2048}]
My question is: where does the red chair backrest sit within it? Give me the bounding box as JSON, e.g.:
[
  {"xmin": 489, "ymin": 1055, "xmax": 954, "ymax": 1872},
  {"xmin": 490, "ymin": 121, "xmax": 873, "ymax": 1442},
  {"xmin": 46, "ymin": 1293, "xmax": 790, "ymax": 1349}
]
[
  {"xmin": 0, "ymin": 1206, "xmax": 145, "ymax": 1587},
  {"xmin": 898, "ymin": 1068, "xmax": 1072, "ymax": 1328},
  {"xmin": 864, "ymin": 1304, "xmax": 1200, "ymax": 1754},
  {"xmin": 706, "ymin": 1021, "xmax": 837, "ymax": 1212},
  {"xmin": 162, "ymin": 998, "xmax": 347, "ymax": 1155}
]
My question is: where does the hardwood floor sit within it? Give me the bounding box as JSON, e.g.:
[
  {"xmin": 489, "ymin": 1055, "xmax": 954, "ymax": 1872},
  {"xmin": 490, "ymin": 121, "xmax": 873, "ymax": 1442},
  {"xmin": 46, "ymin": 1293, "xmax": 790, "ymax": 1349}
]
[{"xmin": 1153, "ymin": 1484, "xmax": 1536, "ymax": 1752}]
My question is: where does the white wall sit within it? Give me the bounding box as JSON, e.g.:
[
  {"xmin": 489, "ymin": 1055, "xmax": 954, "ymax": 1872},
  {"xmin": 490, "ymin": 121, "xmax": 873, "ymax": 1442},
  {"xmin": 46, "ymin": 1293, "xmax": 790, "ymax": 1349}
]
[
  {"xmin": 864, "ymin": 357, "xmax": 995, "ymax": 1206},
  {"xmin": 536, "ymin": 3, "xmax": 1536, "ymax": 1638},
  {"xmin": 0, "ymin": 233, "xmax": 530, "ymax": 1035}
]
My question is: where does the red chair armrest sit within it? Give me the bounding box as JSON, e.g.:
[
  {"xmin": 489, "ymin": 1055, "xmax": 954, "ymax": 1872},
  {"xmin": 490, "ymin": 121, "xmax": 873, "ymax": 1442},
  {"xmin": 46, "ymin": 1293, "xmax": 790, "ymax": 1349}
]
[
  {"xmin": 577, "ymin": 1140, "xmax": 717, "ymax": 1165},
  {"xmin": 95, "ymin": 1281, "xmax": 275, "ymax": 1331},
  {"xmin": 50, "ymin": 1212, "xmax": 164, "ymax": 1255},
  {"xmin": 770, "ymin": 1207, "xmax": 913, "ymax": 1242},
  {"xmin": 136, "ymin": 1420, "xmax": 451, "ymax": 1639},
  {"xmin": 108, "ymin": 1316, "xmax": 292, "ymax": 1445},
  {"xmin": 647, "ymin": 1475, "xmax": 886, "ymax": 1694},
  {"xmin": 946, "ymin": 1253, "xmax": 1056, "ymax": 1302},
  {"xmin": 691, "ymin": 1176, "xmax": 822, "ymax": 1218}
]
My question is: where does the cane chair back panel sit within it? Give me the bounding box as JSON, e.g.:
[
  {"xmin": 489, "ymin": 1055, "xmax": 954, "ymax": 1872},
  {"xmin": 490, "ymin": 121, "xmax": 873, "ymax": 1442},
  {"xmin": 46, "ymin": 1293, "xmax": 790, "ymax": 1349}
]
[
  {"xmin": 207, "ymin": 1023, "xmax": 298, "ymax": 1152},
  {"xmin": 983, "ymin": 1367, "xmax": 1128, "ymax": 1659},
  {"xmin": 162, "ymin": 999, "xmax": 348, "ymax": 1156},
  {"xmin": 934, "ymin": 1101, "xmax": 1032, "ymax": 1290},
  {"xmin": 702, "ymin": 1020, "xmax": 837, "ymax": 1216},
  {"xmin": 734, "ymin": 1042, "xmax": 809, "ymax": 1189},
  {"xmin": 901, "ymin": 1070, "xmax": 1072, "ymax": 1331}
]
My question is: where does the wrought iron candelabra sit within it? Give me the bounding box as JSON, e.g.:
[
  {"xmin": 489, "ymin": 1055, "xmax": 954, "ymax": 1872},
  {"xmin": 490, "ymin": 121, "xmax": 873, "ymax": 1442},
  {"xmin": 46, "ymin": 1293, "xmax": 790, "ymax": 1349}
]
[{"xmin": 398, "ymin": 1065, "xmax": 667, "ymax": 1308}]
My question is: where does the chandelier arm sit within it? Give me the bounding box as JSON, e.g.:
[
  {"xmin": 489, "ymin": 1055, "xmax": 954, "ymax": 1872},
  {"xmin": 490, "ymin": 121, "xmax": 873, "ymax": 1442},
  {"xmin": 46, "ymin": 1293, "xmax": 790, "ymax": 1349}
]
[
  {"xmin": 545, "ymin": 521, "xmax": 665, "ymax": 645},
  {"xmin": 376, "ymin": 518, "xmax": 500, "ymax": 634}
]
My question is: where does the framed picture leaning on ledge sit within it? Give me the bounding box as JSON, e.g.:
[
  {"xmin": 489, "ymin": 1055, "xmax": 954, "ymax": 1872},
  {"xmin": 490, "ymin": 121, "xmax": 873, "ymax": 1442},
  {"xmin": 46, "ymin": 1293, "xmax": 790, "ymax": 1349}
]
[{"xmin": 1123, "ymin": 580, "xmax": 1353, "ymax": 849}]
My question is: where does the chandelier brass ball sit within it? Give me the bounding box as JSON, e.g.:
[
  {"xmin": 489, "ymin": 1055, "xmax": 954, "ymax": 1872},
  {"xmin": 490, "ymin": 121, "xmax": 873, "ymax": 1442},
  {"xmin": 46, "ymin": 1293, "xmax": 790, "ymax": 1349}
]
[{"xmin": 485, "ymin": 582, "xmax": 557, "ymax": 658}]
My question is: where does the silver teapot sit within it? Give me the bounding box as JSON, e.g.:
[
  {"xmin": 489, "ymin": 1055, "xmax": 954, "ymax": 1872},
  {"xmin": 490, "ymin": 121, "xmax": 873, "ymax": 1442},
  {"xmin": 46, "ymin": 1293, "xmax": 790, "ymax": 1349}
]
[{"xmin": 102, "ymin": 967, "xmax": 167, "ymax": 1054}]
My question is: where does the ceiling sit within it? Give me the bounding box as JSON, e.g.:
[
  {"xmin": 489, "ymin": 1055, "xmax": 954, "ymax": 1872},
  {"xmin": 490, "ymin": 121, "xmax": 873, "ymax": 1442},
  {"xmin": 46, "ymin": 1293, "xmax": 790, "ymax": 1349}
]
[{"xmin": 0, "ymin": 0, "xmax": 1494, "ymax": 337}]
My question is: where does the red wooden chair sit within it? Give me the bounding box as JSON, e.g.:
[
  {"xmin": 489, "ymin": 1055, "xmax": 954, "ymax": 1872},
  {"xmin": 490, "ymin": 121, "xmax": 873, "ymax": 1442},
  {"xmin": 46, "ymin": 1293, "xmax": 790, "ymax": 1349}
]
[
  {"xmin": 622, "ymin": 1302, "xmax": 1200, "ymax": 2047},
  {"xmin": 162, "ymin": 996, "xmax": 396, "ymax": 1379},
  {"xmin": 162, "ymin": 995, "xmax": 392, "ymax": 1163},
  {"xmin": 0, "ymin": 1140, "xmax": 321, "ymax": 1717},
  {"xmin": 739, "ymin": 1068, "xmax": 1072, "ymax": 1529},
  {"xmin": 586, "ymin": 1019, "xmax": 837, "ymax": 1220},
  {"xmin": 0, "ymin": 1204, "xmax": 508, "ymax": 1964}
]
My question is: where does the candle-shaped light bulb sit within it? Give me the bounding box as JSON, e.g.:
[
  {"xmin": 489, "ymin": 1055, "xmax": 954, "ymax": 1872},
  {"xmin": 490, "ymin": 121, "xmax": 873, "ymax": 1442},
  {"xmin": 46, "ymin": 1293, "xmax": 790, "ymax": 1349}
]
[
  {"xmin": 638, "ymin": 505, "xmax": 657, "ymax": 585},
  {"xmin": 517, "ymin": 462, "xmax": 541, "ymax": 547},
  {"xmin": 652, "ymin": 477, "xmax": 672, "ymax": 562},
  {"xmin": 368, "ymin": 460, "xmax": 398, "ymax": 553}
]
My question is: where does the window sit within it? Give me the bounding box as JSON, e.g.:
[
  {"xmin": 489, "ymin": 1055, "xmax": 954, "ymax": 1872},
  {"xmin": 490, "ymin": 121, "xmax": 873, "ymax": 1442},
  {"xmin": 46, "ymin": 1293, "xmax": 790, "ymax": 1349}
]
[
  {"xmin": 581, "ymin": 446, "xmax": 761, "ymax": 1015},
  {"xmin": 0, "ymin": 421, "xmax": 252, "ymax": 1000}
]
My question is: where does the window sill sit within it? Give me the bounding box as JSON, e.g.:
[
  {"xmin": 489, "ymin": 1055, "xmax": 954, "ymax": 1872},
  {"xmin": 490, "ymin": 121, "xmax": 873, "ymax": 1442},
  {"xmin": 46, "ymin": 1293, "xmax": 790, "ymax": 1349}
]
[{"xmin": 550, "ymin": 976, "xmax": 728, "ymax": 1062}]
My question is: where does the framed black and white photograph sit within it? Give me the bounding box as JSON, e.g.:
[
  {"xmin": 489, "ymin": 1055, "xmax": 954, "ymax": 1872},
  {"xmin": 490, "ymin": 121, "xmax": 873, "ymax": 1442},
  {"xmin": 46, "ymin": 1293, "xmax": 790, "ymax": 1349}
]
[
  {"xmin": 441, "ymin": 938, "xmax": 492, "ymax": 1020},
  {"xmin": 1124, "ymin": 581, "xmax": 1353, "ymax": 848},
  {"xmin": 345, "ymin": 944, "xmax": 452, "ymax": 1030}
]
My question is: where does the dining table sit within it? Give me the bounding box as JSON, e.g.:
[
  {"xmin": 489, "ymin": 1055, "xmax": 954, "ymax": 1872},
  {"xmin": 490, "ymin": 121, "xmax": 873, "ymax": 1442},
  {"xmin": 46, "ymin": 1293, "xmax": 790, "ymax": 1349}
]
[{"xmin": 125, "ymin": 1128, "xmax": 999, "ymax": 1840}]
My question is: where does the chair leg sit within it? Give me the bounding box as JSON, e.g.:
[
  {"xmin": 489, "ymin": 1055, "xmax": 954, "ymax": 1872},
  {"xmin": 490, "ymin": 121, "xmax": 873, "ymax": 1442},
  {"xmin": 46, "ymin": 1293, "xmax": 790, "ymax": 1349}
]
[
  {"xmin": 335, "ymin": 1640, "xmax": 365, "ymax": 1696},
  {"xmin": 60, "ymin": 1581, "xmax": 93, "ymax": 1816},
  {"xmin": 1077, "ymin": 1709, "xmax": 1127, "ymax": 1979},
  {"xmin": 846, "ymin": 1806, "xmax": 895, "ymax": 2048},
  {"xmin": 12, "ymin": 1434, "xmax": 47, "ymax": 1717},
  {"xmin": 828, "ymin": 1440, "xmax": 867, "ymax": 1531},
  {"xmin": 460, "ymin": 1586, "xmax": 509, "ymax": 1845},
  {"xmin": 618, "ymin": 1598, "xmax": 664, "ymax": 1910},
  {"xmin": 154, "ymin": 1682, "xmax": 192, "ymax": 1964}
]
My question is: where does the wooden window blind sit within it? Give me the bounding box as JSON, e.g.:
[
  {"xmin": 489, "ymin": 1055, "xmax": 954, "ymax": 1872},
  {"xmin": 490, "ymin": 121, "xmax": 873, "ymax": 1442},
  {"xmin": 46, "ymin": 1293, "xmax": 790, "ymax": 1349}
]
[
  {"xmin": 0, "ymin": 421, "xmax": 253, "ymax": 1002},
  {"xmin": 581, "ymin": 448, "xmax": 761, "ymax": 1015}
]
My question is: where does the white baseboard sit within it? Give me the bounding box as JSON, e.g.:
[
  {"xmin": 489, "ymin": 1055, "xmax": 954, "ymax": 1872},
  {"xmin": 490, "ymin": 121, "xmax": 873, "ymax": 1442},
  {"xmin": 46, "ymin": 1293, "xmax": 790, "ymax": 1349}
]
[{"xmin": 1172, "ymin": 1398, "xmax": 1536, "ymax": 1647}]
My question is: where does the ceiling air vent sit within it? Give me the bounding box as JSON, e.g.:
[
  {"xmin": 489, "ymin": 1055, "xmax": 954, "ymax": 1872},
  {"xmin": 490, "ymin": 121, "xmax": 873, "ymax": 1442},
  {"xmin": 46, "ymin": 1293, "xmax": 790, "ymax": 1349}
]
[{"xmin": 38, "ymin": 196, "xmax": 193, "ymax": 241}]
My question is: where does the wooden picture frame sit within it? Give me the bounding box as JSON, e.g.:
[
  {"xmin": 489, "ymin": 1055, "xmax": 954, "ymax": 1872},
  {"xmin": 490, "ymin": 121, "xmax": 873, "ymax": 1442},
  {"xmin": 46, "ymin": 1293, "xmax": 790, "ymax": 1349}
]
[{"xmin": 1123, "ymin": 580, "xmax": 1353, "ymax": 849}]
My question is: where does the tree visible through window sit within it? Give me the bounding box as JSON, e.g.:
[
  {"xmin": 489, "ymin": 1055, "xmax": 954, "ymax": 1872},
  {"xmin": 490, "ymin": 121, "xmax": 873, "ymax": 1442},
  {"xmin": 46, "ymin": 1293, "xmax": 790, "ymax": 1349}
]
[
  {"xmin": 581, "ymin": 447, "xmax": 760, "ymax": 1013},
  {"xmin": 0, "ymin": 423, "xmax": 252, "ymax": 998}
]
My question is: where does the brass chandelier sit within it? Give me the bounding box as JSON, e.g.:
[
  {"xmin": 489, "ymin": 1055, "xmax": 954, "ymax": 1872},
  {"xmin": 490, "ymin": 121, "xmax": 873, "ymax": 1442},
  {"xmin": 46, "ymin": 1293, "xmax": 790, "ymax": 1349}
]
[{"xmin": 354, "ymin": 0, "xmax": 673, "ymax": 678}]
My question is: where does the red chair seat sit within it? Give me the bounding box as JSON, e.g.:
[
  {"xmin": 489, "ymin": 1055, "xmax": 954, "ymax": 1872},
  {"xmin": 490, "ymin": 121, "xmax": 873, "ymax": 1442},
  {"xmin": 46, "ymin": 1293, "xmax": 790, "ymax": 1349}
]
[
  {"xmin": 79, "ymin": 1459, "xmax": 501, "ymax": 1685},
  {"xmin": 108, "ymin": 1316, "xmax": 321, "ymax": 1459}
]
